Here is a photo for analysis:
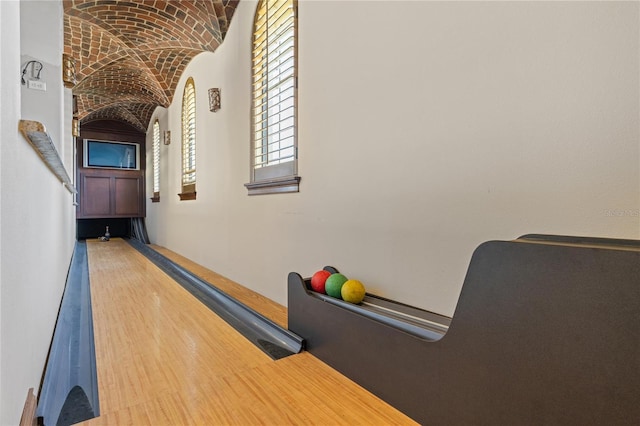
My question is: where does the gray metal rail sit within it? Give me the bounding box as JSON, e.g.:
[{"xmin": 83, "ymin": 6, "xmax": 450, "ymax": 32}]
[{"xmin": 127, "ymin": 239, "xmax": 304, "ymax": 359}]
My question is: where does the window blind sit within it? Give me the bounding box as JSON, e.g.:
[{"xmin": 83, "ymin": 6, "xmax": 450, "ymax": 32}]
[
  {"xmin": 152, "ymin": 120, "xmax": 160, "ymax": 194},
  {"xmin": 182, "ymin": 78, "xmax": 196, "ymax": 187},
  {"xmin": 252, "ymin": 0, "xmax": 296, "ymax": 172}
]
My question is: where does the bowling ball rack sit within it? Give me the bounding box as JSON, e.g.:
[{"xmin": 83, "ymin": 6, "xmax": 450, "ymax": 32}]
[
  {"xmin": 288, "ymin": 235, "xmax": 640, "ymax": 425},
  {"xmin": 301, "ymin": 266, "xmax": 450, "ymax": 341}
]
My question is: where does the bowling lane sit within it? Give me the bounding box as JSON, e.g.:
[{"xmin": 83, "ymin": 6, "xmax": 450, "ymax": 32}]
[{"xmin": 82, "ymin": 239, "xmax": 416, "ymax": 425}]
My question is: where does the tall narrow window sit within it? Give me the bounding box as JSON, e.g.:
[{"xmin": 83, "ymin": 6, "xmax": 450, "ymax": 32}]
[
  {"xmin": 180, "ymin": 77, "xmax": 196, "ymax": 200},
  {"xmin": 151, "ymin": 119, "xmax": 160, "ymax": 202},
  {"xmin": 245, "ymin": 0, "xmax": 300, "ymax": 195}
]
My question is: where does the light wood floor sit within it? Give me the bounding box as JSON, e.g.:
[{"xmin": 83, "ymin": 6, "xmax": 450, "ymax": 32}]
[{"xmin": 81, "ymin": 239, "xmax": 416, "ymax": 425}]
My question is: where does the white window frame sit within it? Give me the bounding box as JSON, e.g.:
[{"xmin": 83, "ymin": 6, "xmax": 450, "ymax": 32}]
[
  {"xmin": 151, "ymin": 119, "xmax": 160, "ymax": 202},
  {"xmin": 180, "ymin": 77, "xmax": 196, "ymax": 200},
  {"xmin": 245, "ymin": 0, "xmax": 300, "ymax": 195}
]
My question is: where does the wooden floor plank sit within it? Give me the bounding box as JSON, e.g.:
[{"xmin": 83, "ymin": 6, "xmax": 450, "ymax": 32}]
[{"xmin": 81, "ymin": 239, "xmax": 416, "ymax": 425}]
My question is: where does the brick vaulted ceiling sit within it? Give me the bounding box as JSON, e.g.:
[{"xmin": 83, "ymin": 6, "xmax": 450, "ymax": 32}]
[{"xmin": 64, "ymin": 0, "xmax": 239, "ymax": 132}]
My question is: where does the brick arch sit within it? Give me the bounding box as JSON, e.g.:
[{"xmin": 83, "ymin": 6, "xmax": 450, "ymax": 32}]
[
  {"xmin": 77, "ymin": 89, "xmax": 158, "ymax": 126},
  {"xmin": 81, "ymin": 102, "xmax": 157, "ymax": 133},
  {"xmin": 65, "ymin": 0, "xmax": 238, "ymax": 129},
  {"xmin": 74, "ymin": 57, "xmax": 169, "ymax": 106},
  {"xmin": 64, "ymin": 15, "xmax": 130, "ymax": 81},
  {"xmin": 143, "ymin": 47, "xmax": 203, "ymax": 102}
]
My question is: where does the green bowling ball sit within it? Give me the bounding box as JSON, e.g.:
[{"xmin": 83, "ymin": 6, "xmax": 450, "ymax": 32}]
[{"xmin": 325, "ymin": 273, "xmax": 348, "ymax": 299}]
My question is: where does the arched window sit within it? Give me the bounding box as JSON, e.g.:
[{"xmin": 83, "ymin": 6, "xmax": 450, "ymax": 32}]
[
  {"xmin": 151, "ymin": 119, "xmax": 160, "ymax": 202},
  {"xmin": 246, "ymin": 0, "xmax": 299, "ymax": 195},
  {"xmin": 180, "ymin": 77, "xmax": 196, "ymax": 200}
]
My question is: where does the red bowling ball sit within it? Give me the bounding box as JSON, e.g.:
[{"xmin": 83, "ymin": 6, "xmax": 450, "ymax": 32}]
[{"xmin": 310, "ymin": 270, "xmax": 331, "ymax": 294}]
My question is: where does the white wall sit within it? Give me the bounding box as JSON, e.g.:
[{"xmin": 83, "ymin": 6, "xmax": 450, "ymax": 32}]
[
  {"xmin": 146, "ymin": 0, "xmax": 639, "ymax": 317},
  {"xmin": 0, "ymin": 1, "xmax": 75, "ymax": 424},
  {"xmin": 20, "ymin": 0, "xmax": 65, "ymax": 156},
  {"xmin": 0, "ymin": 1, "xmax": 7, "ymax": 420}
]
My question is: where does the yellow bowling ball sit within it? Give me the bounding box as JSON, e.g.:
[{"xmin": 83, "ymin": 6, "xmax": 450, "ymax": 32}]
[{"xmin": 341, "ymin": 279, "xmax": 366, "ymax": 304}]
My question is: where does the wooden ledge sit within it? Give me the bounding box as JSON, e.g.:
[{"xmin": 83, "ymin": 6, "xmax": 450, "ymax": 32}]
[
  {"xmin": 178, "ymin": 191, "xmax": 196, "ymax": 201},
  {"xmin": 18, "ymin": 120, "xmax": 76, "ymax": 194}
]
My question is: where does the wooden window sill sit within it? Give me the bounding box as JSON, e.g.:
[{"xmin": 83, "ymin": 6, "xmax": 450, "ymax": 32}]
[
  {"xmin": 178, "ymin": 191, "xmax": 196, "ymax": 201},
  {"xmin": 244, "ymin": 176, "xmax": 300, "ymax": 196}
]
